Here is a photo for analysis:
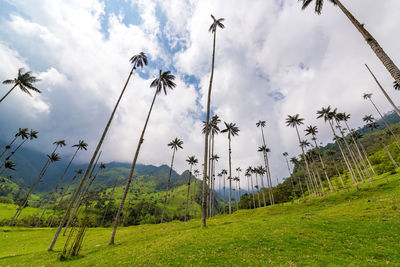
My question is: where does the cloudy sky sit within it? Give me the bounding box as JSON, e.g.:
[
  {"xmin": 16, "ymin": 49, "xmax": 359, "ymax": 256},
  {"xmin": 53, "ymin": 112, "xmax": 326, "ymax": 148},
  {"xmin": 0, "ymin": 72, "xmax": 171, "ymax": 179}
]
[{"xmin": 0, "ymin": 0, "xmax": 399, "ymax": 187}]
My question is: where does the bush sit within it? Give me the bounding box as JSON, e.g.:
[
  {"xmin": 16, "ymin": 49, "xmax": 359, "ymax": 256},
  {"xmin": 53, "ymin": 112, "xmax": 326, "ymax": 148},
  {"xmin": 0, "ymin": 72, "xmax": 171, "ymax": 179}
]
[{"xmin": 0, "ymin": 196, "xmax": 13, "ymax": 204}]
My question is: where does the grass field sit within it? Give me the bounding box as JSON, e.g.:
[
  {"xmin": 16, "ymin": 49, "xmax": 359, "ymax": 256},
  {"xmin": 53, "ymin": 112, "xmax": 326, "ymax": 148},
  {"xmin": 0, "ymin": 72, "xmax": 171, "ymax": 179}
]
[{"xmin": 0, "ymin": 172, "xmax": 400, "ymax": 266}]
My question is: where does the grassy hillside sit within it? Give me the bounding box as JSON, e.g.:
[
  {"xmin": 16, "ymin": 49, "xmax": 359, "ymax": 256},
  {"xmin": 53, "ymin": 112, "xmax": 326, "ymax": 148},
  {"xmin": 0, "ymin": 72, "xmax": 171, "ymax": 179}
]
[{"xmin": 1, "ymin": 171, "xmax": 400, "ymax": 266}]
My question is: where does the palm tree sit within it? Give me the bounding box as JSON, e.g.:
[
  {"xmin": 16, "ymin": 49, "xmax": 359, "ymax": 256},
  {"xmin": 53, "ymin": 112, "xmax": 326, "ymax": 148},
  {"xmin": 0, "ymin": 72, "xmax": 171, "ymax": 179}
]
[
  {"xmin": 37, "ymin": 140, "xmax": 88, "ymax": 226},
  {"xmin": 305, "ymin": 125, "xmax": 334, "ymax": 191},
  {"xmin": 1, "ymin": 68, "xmax": 41, "ymax": 103},
  {"xmin": 235, "ymin": 167, "xmax": 242, "ymax": 210},
  {"xmin": 363, "ymin": 93, "xmax": 400, "ymax": 150},
  {"xmin": 252, "ymin": 168, "xmax": 261, "ymax": 207},
  {"xmin": 221, "ymin": 169, "xmax": 227, "ymax": 213},
  {"xmin": 256, "ymin": 120, "xmax": 274, "ymax": 205},
  {"xmin": 299, "ymin": 1, "xmax": 400, "ymax": 86},
  {"xmin": 365, "ymin": 64, "xmax": 400, "ymax": 117},
  {"xmin": 367, "ymin": 122, "xmax": 398, "ymax": 168},
  {"xmin": 257, "ymin": 147, "xmax": 269, "ymax": 206},
  {"xmin": 0, "ymin": 161, "xmax": 16, "ymax": 177},
  {"xmin": 221, "ymin": 122, "xmax": 239, "ymax": 214},
  {"xmin": 201, "ymin": 15, "xmax": 225, "ymax": 227},
  {"xmin": 185, "ymin": 156, "xmax": 198, "ymax": 221},
  {"xmin": 317, "ymin": 107, "xmax": 359, "ymax": 189},
  {"xmin": 48, "ymin": 52, "xmax": 147, "ymax": 251},
  {"xmin": 109, "ymin": 69, "xmax": 176, "ymax": 245},
  {"xmin": 325, "ymin": 150, "xmax": 346, "ymax": 188},
  {"xmin": 161, "ymin": 138, "xmax": 184, "ymax": 223},
  {"xmin": 394, "ymin": 81, "xmax": 400, "ymax": 90},
  {"xmin": 290, "ymin": 157, "xmax": 305, "ymax": 197},
  {"xmin": 282, "ymin": 152, "xmax": 294, "ymax": 188},
  {"xmin": 2, "ymin": 129, "xmax": 37, "ymax": 166},
  {"xmin": 10, "ymin": 152, "xmax": 61, "ymax": 226},
  {"xmin": 0, "ymin": 128, "xmax": 29, "ymax": 160},
  {"xmin": 286, "ymin": 114, "xmax": 315, "ymax": 194},
  {"xmin": 244, "ymin": 170, "xmax": 252, "ymax": 209},
  {"xmin": 301, "ymin": 140, "xmax": 322, "ymax": 196},
  {"xmin": 210, "ymin": 154, "xmax": 219, "ymax": 217}
]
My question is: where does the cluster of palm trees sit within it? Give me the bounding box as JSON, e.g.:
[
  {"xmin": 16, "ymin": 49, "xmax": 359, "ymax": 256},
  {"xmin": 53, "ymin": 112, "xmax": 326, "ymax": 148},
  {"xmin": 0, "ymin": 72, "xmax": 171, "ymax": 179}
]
[{"xmin": 0, "ymin": 0, "xmax": 399, "ymax": 258}]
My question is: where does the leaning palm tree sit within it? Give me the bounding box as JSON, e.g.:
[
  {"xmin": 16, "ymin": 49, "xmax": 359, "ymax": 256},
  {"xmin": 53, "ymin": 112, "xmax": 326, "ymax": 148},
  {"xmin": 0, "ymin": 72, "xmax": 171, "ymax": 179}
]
[
  {"xmin": 2, "ymin": 130, "xmax": 37, "ymax": 167},
  {"xmin": 298, "ymin": 0, "xmax": 400, "ymax": 86},
  {"xmin": 1, "ymin": 68, "xmax": 41, "ymax": 103},
  {"xmin": 221, "ymin": 122, "xmax": 239, "ymax": 214},
  {"xmin": 305, "ymin": 125, "xmax": 334, "ymax": 191},
  {"xmin": 365, "ymin": 64, "xmax": 400, "ymax": 117},
  {"xmin": 185, "ymin": 156, "xmax": 198, "ymax": 221},
  {"xmin": 0, "ymin": 128, "xmax": 29, "ymax": 160},
  {"xmin": 286, "ymin": 114, "xmax": 315, "ymax": 194},
  {"xmin": 9, "ymin": 152, "xmax": 61, "ymax": 226},
  {"xmin": 317, "ymin": 107, "xmax": 359, "ymax": 189},
  {"xmin": 161, "ymin": 138, "xmax": 184, "ymax": 223},
  {"xmin": 48, "ymin": 52, "xmax": 148, "ymax": 251},
  {"xmin": 0, "ymin": 161, "xmax": 16, "ymax": 177},
  {"xmin": 363, "ymin": 93, "xmax": 400, "ymax": 150},
  {"xmin": 37, "ymin": 140, "xmax": 88, "ymax": 226},
  {"xmin": 367, "ymin": 122, "xmax": 398, "ymax": 168},
  {"xmin": 201, "ymin": 15, "xmax": 225, "ymax": 227},
  {"xmin": 109, "ymin": 69, "xmax": 176, "ymax": 245},
  {"xmin": 256, "ymin": 120, "xmax": 274, "ymax": 205}
]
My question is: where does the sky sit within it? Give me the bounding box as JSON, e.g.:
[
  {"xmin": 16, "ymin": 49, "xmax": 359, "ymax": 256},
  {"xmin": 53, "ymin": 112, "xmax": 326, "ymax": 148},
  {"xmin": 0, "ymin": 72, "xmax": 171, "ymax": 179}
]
[{"xmin": 0, "ymin": 0, "xmax": 400, "ymax": 188}]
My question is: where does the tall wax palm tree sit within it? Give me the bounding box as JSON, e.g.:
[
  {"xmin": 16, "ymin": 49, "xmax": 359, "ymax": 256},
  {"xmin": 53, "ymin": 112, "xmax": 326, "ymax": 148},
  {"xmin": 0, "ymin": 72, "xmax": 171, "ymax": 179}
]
[
  {"xmin": 341, "ymin": 112, "xmax": 373, "ymax": 179},
  {"xmin": 10, "ymin": 152, "xmax": 61, "ymax": 226},
  {"xmin": 286, "ymin": 114, "xmax": 315, "ymax": 194},
  {"xmin": 365, "ymin": 64, "xmax": 400, "ymax": 117},
  {"xmin": 221, "ymin": 122, "xmax": 239, "ymax": 214},
  {"xmin": 0, "ymin": 128, "xmax": 28, "ymax": 160},
  {"xmin": 257, "ymin": 147, "xmax": 269, "ymax": 205},
  {"xmin": 236, "ymin": 167, "xmax": 242, "ymax": 209},
  {"xmin": 37, "ymin": 140, "xmax": 88, "ymax": 226},
  {"xmin": 282, "ymin": 152, "xmax": 294, "ymax": 188},
  {"xmin": 317, "ymin": 107, "xmax": 359, "ymax": 189},
  {"xmin": 305, "ymin": 125, "xmax": 334, "ymax": 191},
  {"xmin": 301, "ymin": 140, "xmax": 322, "ymax": 196},
  {"xmin": 109, "ymin": 69, "xmax": 176, "ymax": 245},
  {"xmin": 48, "ymin": 52, "xmax": 147, "ymax": 251},
  {"xmin": 244, "ymin": 170, "xmax": 252, "ymax": 209},
  {"xmin": 363, "ymin": 93, "xmax": 400, "ymax": 150},
  {"xmin": 161, "ymin": 138, "xmax": 184, "ymax": 223},
  {"xmin": 290, "ymin": 157, "xmax": 305, "ymax": 197},
  {"xmin": 201, "ymin": 15, "xmax": 225, "ymax": 227},
  {"xmin": 210, "ymin": 154, "xmax": 219, "ymax": 217},
  {"xmin": 185, "ymin": 156, "xmax": 198, "ymax": 221},
  {"xmin": 246, "ymin": 167, "xmax": 256, "ymax": 208},
  {"xmin": 233, "ymin": 176, "xmax": 239, "ymax": 210},
  {"xmin": 256, "ymin": 120, "xmax": 274, "ymax": 205},
  {"xmin": 1, "ymin": 68, "xmax": 41, "ymax": 103},
  {"xmin": 367, "ymin": 122, "xmax": 398, "ymax": 168},
  {"xmin": 221, "ymin": 169, "xmax": 227, "ymax": 213},
  {"xmin": 299, "ymin": 0, "xmax": 400, "ymax": 86},
  {"xmin": 351, "ymin": 131, "xmax": 376, "ymax": 177},
  {"xmin": 2, "ymin": 130, "xmax": 37, "ymax": 168},
  {"xmin": 252, "ymin": 168, "xmax": 261, "ymax": 208}
]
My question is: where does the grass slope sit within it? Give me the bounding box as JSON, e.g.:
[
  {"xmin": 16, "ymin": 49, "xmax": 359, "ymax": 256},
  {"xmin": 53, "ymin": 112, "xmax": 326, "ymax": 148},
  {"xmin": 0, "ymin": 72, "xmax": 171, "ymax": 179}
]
[{"xmin": 1, "ymin": 173, "xmax": 400, "ymax": 266}]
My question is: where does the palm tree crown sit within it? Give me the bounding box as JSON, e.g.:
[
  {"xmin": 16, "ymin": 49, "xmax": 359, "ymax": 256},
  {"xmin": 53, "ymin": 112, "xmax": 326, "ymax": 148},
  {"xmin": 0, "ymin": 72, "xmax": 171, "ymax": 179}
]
[
  {"xmin": 286, "ymin": 114, "xmax": 304, "ymax": 128},
  {"xmin": 168, "ymin": 138, "xmax": 184, "ymax": 151},
  {"xmin": 256, "ymin": 120, "xmax": 266, "ymax": 128},
  {"xmin": 186, "ymin": 156, "xmax": 198, "ymax": 166},
  {"xmin": 130, "ymin": 52, "xmax": 148, "ymax": 69},
  {"xmin": 73, "ymin": 140, "xmax": 88, "ymax": 151},
  {"xmin": 2, "ymin": 68, "xmax": 41, "ymax": 96},
  {"xmin": 299, "ymin": 0, "xmax": 336, "ymax": 15},
  {"xmin": 221, "ymin": 122, "xmax": 240, "ymax": 136},
  {"xmin": 150, "ymin": 70, "xmax": 176, "ymax": 95},
  {"xmin": 209, "ymin": 15, "xmax": 225, "ymax": 33}
]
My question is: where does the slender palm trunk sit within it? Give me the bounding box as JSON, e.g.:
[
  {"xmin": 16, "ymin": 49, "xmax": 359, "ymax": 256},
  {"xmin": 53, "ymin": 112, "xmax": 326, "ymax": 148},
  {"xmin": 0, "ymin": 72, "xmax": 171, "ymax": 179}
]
[
  {"xmin": 381, "ymin": 141, "xmax": 398, "ymax": 168},
  {"xmin": 228, "ymin": 133, "xmax": 232, "ymax": 214},
  {"xmin": 369, "ymin": 98, "xmax": 400, "ymax": 150},
  {"xmin": 48, "ymin": 66, "xmax": 136, "ymax": 251},
  {"xmin": 294, "ymin": 126, "xmax": 314, "ymax": 195},
  {"xmin": 250, "ymin": 174, "xmax": 256, "ymax": 208},
  {"xmin": 207, "ymin": 134, "xmax": 212, "ymax": 218},
  {"xmin": 334, "ymin": 164, "xmax": 345, "ymax": 188},
  {"xmin": 184, "ymin": 165, "xmax": 193, "ymax": 222},
  {"xmin": 0, "ymin": 84, "xmax": 17, "ymax": 103},
  {"xmin": 259, "ymin": 172, "xmax": 266, "ymax": 206},
  {"xmin": 246, "ymin": 176, "xmax": 251, "ymax": 209},
  {"xmin": 161, "ymin": 149, "xmax": 176, "ymax": 223},
  {"xmin": 260, "ymin": 128, "xmax": 274, "ymax": 205},
  {"xmin": 313, "ymin": 139, "xmax": 334, "ymax": 191},
  {"xmin": 328, "ymin": 120, "xmax": 359, "ymax": 189},
  {"xmin": 335, "ymin": 120, "xmax": 365, "ymax": 182},
  {"xmin": 63, "ymin": 152, "xmax": 101, "ymax": 236},
  {"xmin": 109, "ymin": 90, "xmax": 158, "ymax": 245},
  {"xmin": 255, "ymin": 173, "xmax": 261, "ymax": 208},
  {"xmin": 202, "ymin": 30, "xmax": 217, "ymax": 227},
  {"xmin": 284, "ymin": 157, "xmax": 294, "ymax": 189},
  {"xmin": 0, "ymin": 135, "xmax": 19, "ymax": 160},
  {"xmin": 333, "ymin": 0, "xmax": 400, "ymax": 85},
  {"xmin": 365, "ymin": 64, "xmax": 400, "ymax": 117},
  {"xmin": 359, "ymin": 140, "xmax": 377, "ymax": 177},
  {"xmin": 223, "ymin": 174, "xmax": 226, "ymax": 213}
]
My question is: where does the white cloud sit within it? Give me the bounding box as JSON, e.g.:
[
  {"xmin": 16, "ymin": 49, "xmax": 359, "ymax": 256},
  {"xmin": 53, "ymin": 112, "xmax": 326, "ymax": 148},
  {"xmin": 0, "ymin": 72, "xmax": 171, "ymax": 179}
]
[{"xmin": 0, "ymin": 0, "xmax": 400, "ymax": 191}]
